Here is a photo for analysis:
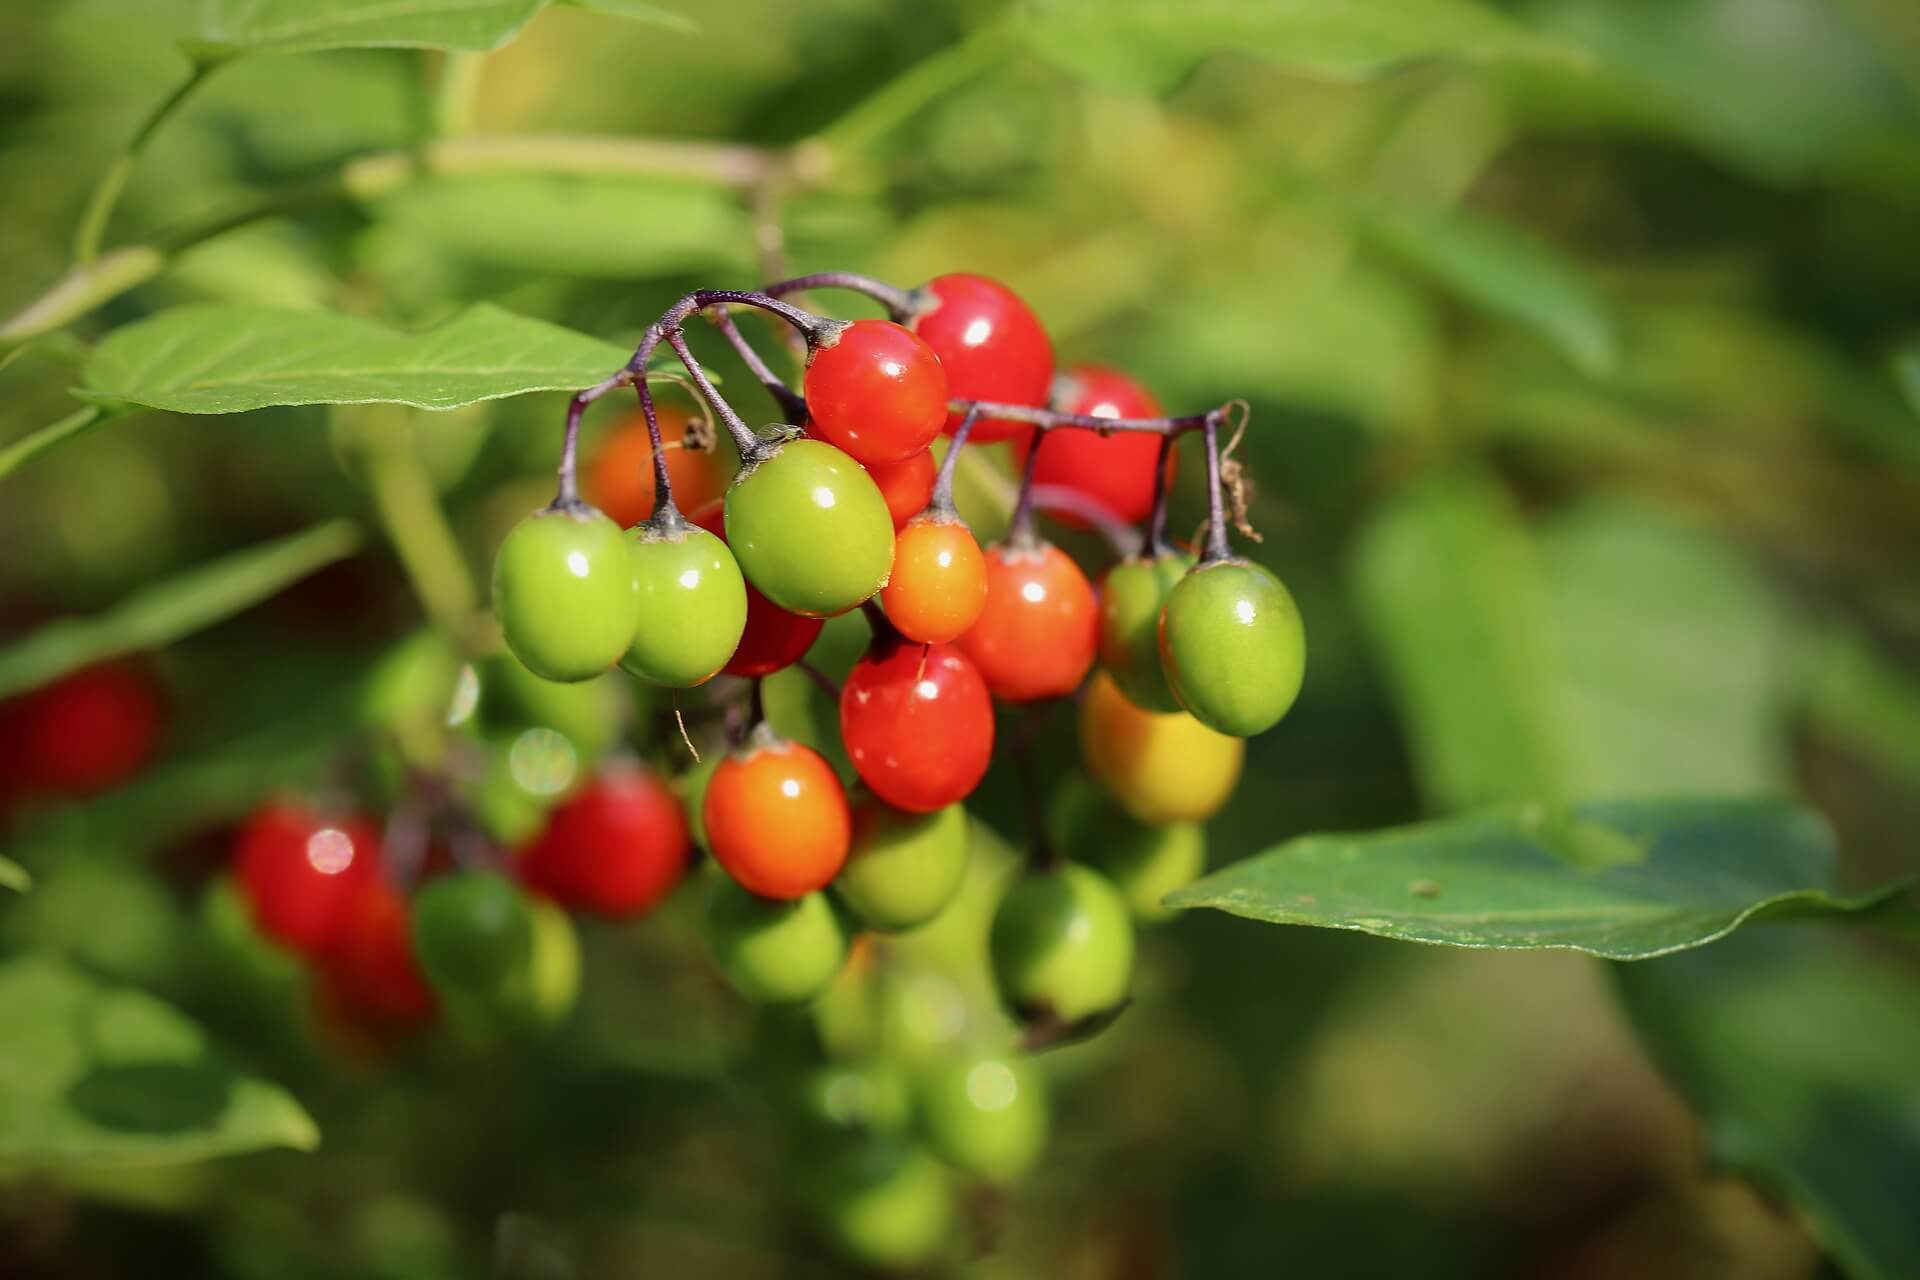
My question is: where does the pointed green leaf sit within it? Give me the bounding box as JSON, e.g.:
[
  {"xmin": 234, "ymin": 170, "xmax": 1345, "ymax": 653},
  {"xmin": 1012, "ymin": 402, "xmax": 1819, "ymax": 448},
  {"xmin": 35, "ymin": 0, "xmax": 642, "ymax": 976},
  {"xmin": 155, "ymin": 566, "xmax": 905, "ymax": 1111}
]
[
  {"xmin": 0, "ymin": 955, "xmax": 318, "ymax": 1169},
  {"xmin": 80, "ymin": 303, "xmax": 641, "ymax": 414},
  {"xmin": 1617, "ymin": 928, "xmax": 1920, "ymax": 1280},
  {"xmin": 0, "ymin": 521, "xmax": 362, "ymax": 699},
  {"xmin": 0, "ymin": 856, "xmax": 29, "ymax": 892},
  {"xmin": 1018, "ymin": 0, "xmax": 1583, "ymax": 91},
  {"xmin": 1166, "ymin": 797, "xmax": 1903, "ymax": 959},
  {"xmin": 183, "ymin": 0, "xmax": 543, "ymax": 59}
]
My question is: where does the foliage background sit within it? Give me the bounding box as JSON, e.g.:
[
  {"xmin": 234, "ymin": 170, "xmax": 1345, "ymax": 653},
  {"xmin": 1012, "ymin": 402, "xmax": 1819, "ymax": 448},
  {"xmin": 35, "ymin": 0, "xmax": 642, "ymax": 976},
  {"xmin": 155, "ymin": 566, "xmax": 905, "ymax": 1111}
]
[{"xmin": 1, "ymin": 0, "xmax": 1919, "ymax": 1276}]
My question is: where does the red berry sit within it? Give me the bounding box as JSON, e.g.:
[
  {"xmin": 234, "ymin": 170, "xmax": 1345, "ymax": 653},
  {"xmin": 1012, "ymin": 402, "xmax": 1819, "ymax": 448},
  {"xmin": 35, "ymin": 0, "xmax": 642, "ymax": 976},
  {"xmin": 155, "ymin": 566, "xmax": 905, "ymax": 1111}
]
[
  {"xmin": 316, "ymin": 875, "xmax": 437, "ymax": 1033},
  {"xmin": 704, "ymin": 734, "xmax": 850, "ymax": 899},
  {"xmin": 1013, "ymin": 365, "xmax": 1172, "ymax": 528},
  {"xmin": 910, "ymin": 273, "xmax": 1054, "ymax": 443},
  {"xmin": 841, "ymin": 637, "xmax": 994, "ymax": 813},
  {"xmin": 804, "ymin": 320, "xmax": 950, "ymax": 466},
  {"xmin": 517, "ymin": 763, "xmax": 691, "ymax": 918},
  {"xmin": 587, "ymin": 401, "xmax": 729, "ymax": 529},
  {"xmin": 1, "ymin": 662, "xmax": 163, "ymax": 797},
  {"xmin": 957, "ymin": 542, "xmax": 1098, "ymax": 702},
  {"xmin": 879, "ymin": 518, "xmax": 988, "ymax": 645},
  {"xmin": 235, "ymin": 802, "xmax": 382, "ymax": 956},
  {"xmin": 689, "ymin": 499, "xmax": 823, "ymax": 676},
  {"xmin": 867, "ymin": 450, "xmax": 937, "ymax": 530}
]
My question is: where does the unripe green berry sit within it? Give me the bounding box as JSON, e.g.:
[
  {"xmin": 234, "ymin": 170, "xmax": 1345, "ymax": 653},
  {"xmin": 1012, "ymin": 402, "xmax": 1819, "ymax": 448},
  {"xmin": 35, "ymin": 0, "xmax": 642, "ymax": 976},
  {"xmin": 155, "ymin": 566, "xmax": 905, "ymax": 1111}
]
[
  {"xmin": 835, "ymin": 799, "xmax": 968, "ymax": 933},
  {"xmin": 1098, "ymin": 552, "xmax": 1194, "ymax": 712},
  {"xmin": 989, "ymin": 863, "xmax": 1134, "ymax": 1022},
  {"xmin": 622, "ymin": 521, "xmax": 747, "ymax": 687},
  {"xmin": 706, "ymin": 875, "xmax": 847, "ymax": 1004},
  {"xmin": 411, "ymin": 870, "xmax": 535, "ymax": 1001},
  {"xmin": 810, "ymin": 1140, "xmax": 952, "ymax": 1271},
  {"xmin": 1158, "ymin": 559, "xmax": 1305, "ymax": 737},
  {"xmin": 917, "ymin": 1054, "xmax": 1048, "ymax": 1183},
  {"xmin": 491, "ymin": 503, "xmax": 637, "ymax": 681},
  {"xmin": 724, "ymin": 439, "xmax": 894, "ymax": 617},
  {"xmin": 1053, "ymin": 775, "xmax": 1204, "ymax": 923}
]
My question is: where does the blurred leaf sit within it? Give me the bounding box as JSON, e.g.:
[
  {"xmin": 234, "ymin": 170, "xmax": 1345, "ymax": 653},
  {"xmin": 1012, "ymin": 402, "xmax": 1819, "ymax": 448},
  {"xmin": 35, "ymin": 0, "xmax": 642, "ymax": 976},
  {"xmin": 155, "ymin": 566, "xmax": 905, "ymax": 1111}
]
[
  {"xmin": 0, "ymin": 954, "xmax": 318, "ymax": 1169},
  {"xmin": 181, "ymin": 0, "xmax": 543, "ymax": 59},
  {"xmin": 1167, "ymin": 797, "xmax": 1901, "ymax": 959},
  {"xmin": 1798, "ymin": 624, "xmax": 1920, "ymax": 785},
  {"xmin": 368, "ymin": 174, "xmax": 751, "ymax": 278},
  {"xmin": 558, "ymin": 0, "xmax": 695, "ymax": 33},
  {"xmin": 0, "ymin": 856, "xmax": 29, "ymax": 892},
  {"xmin": 81, "ymin": 303, "xmax": 642, "ymax": 414},
  {"xmin": 0, "ymin": 406, "xmax": 112, "ymax": 481},
  {"xmin": 1360, "ymin": 201, "xmax": 1616, "ymax": 374},
  {"xmin": 0, "ymin": 521, "xmax": 361, "ymax": 698},
  {"xmin": 1018, "ymin": 0, "xmax": 1582, "ymax": 91},
  {"xmin": 1897, "ymin": 345, "xmax": 1920, "ymax": 417},
  {"xmin": 1617, "ymin": 927, "xmax": 1920, "ymax": 1279},
  {"xmin": 1354, "ymin": 478, "xmax": 1788, "ymax": 809}
]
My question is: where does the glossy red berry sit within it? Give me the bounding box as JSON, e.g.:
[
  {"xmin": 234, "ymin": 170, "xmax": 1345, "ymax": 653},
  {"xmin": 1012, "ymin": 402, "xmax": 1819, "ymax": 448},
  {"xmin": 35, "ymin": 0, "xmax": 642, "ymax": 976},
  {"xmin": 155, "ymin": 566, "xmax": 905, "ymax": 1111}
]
[
  {"xmin": 235, "ymin": 802, "xmax": 382, "ymax": 956},
  {"xmin": 840, "ymin": 637, "xmax": 994, "ymax": 813},
  {"xmin": 804, "ymin": 320, "xmax": 950, "ymax": 466},
  {"xmin": 316, "ymin": 875, "xmax": 436, "ymax": 1033},
  {"xmin": 0, "ymin": 662, "xmax": 163, "ymax": 797},
  {"xmin": 1013, "ymin": 365, "xmax": 1172, "ymax": 528},
  {"xmin": 689, "ymin": 499, "xmax": 823, "ymax": 676},
  {"xmin": 879, "ymin": 517, "xmax": 988, "ymax": 645},
  {"xmin": 909, "ymin": 273, "xmax": 1054, "ymax": 442},
  {"xmin": 587, "ymin": 401, "xmax": 729, "ymax": 529},
  {"xmin": 868, "ymin": 450, "xmax": 937, "ymax": 530},
  {"xmin": 957, "ymin": 541, "xmax": 1098, "ymax": 702},
  {"xmin": 704, "ymin": 733, "xmax": 850, "ymax": 900},
  {"xmin": 517, "ymin": 763, "xmax": 691, "ymax": 918}
]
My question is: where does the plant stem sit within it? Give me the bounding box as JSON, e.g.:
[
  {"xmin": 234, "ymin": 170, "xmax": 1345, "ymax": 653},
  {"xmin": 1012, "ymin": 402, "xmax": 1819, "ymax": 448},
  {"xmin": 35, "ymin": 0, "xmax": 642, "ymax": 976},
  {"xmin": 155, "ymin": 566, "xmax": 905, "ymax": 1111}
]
[
  {"xmin": 665, "ymin": 329, "xmax": 761, "ymax": 460},
  {"xmin": 0, "ymin": 405, "xmax": 112, "ymax": 481},
  {"xmin": 950, "ymin": 398, "xmax": 1215, "ymax": 435},
  {"xmin": 1201, "ymin": 412, "xmax": 1232, "ymax": 563},
  {"xmin": 928, "ymin": 406, "xmax": 980, "ymax": 518},
  {"xmin": 432, "ymin": 50, "xmax": 488, "ymax": 137},
  {"xmin": 807, "ymin": 22, "xmax": 1015, "ymax": 161},
  {"xmin": 762, "ymin": 272, "xmax": 917, "ymax": 321},
  {"xmin": 72, "ymin": 61, "xmax": 218, "ymax": 264},
  {"xmin": 708, "ymin": 306, "xmax": 806, "ymax": 421},
  {"xmin": 635, "ymin": 379, "xmax": 681, "ymax": 525},
  {"xmin": 1144, "ymin": 432, "xmax": 1177, "ymax": 556},
  {"xmin": 362, "ymin": 420, "xmax": 479, "ymax": 639},
  {"xmin": 1009, "ymin": 428, "xmax": 1047, "ymax": 548}
]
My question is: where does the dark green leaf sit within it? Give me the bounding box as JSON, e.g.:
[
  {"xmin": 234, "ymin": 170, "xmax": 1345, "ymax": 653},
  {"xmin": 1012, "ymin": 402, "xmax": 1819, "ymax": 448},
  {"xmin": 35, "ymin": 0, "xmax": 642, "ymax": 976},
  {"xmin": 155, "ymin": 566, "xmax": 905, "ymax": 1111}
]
[
  {"xmin": 1018, "ymin": 0, "xmax": 1582, "ymax": 92},
  {"xmin": 0, "ymin": 954, "xmax": 318, "ymax": 1169},
  {"xmin": 182, "ymin": 0, "xmax": 543, "ymax": 59},
  {"xmin": 1166, "ymin": 797, "xmax": 1902, "ymax": 959},
  {"xmin": 81, "ymin": 303, "xmax": 639, "ymax": 414},
  {"xmin": 0, "ymin": 521, "xmax": 362, "ymax": 699},
  {"xmin": 1617, "ymin": 927, "xmax": 1920, "ymax": 1279}
]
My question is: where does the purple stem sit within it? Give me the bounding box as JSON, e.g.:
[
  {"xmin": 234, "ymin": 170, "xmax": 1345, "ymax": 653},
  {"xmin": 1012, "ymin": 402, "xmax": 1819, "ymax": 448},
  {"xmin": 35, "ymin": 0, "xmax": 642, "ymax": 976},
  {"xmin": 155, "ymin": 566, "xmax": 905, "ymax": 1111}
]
[
  {"xmin": 951, "ymin": 399, "xmax": 1213, "ymax": 436},
  {"xmin": 1201, "ymin": 410, "xmax": 1232, "ymax": 563},
  {"xmin": 1144, "ymin": 431, "xmax": 1177, "ymax": 557},
  {"xmin": 1009, "ymin": 427, "xmax": 1048, "ymax": 548},
  {"xmin": 761, "ymin": 271, "xmax": 918, "ymax": 321},
  {"xmin": 707, "ymin": 305, "xmax": 807, "ymax": 421},
  {"xmin": 927, "ymin": 404, "xmax": 980, "ymax": 519}
]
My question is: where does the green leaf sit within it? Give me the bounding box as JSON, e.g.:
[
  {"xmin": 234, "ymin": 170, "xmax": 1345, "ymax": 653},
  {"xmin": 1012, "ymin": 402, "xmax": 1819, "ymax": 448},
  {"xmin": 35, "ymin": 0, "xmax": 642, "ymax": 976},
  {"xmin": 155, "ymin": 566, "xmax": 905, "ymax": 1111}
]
[
  {"xmin": 182, "ymin": 0, "xmax": 543, "ymax": 59},
  {"xmin": 81, "ymin": 303, "xmax": 638, "ymax": 414},
  {"xmin": 1018, "ymin": 0, "xmax": 1582, "ymax": 92},
  {"xmin": 367, "ymin": 174, "xmax": 752, "ymax": 279},
  {"xmin": 0, "ymin": 856, "xmax": 30, "ymax": 892},
  {"xmin": 0, "ymin": 521, "xmax": 361, "ymax": 699},
  {"xmin": 1797, "ymin": 624, "xmax": 1920, "ymax": 786},
  {"xmin": 0, "ymin": 406, "xmax": 113, "ymax": 482},
  {"xmin": 0, "ymin": 954, "xmax": 318, "ymax": 1169},
  {"xmin": 1354, "ymin": 479, "xmax": 1789, "ymax": 810},
  {"xmin": 1360, "ymin": 202, "xmax": 1617, "ymax": 375},
  {"xmin": 1166, "ymin": 797, "xmax": 1902, "ymax": 959},
  {"xmin": 1617, "ymin": 927, "xmax": 1920, "ymax": 1279},
  {"xmin": 559, "ymin": 0, "xmax": 696, "ymax": 33},
  {"xmin": 1897, "ymin": 345, "xmax": 1920, "ymax": 418}
]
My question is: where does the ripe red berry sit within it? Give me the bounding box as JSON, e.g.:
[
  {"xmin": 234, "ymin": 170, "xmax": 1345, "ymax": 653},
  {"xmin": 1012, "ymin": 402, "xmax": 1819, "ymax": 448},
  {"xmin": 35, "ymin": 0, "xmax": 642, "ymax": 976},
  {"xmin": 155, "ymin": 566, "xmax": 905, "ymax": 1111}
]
[
  {"xmin": 909, "ymin": 273, "xmax": 1054, "ymax": 443},
  {"xmin": 235, "ymin": 802, "xmax": 382, "ymax": 956},
  {"xmin": 840, "ymin": 637, "xmax": 994, "ymax": 813},
  {"xmin": 957, "ymin": 542, "xmax": 1098, "ymax": 702},
  {"xmin": 1013, "ymin": 366, "xmax": 1172, "ymax": 528},
  {"xmin": 804, "ymin": 320, "xmax": 950, "ymax": 466},
  {"xmin": 704, "ymin": 734, "xmax": 850, "ymax": 900},
  {"xmin": 867, "ymin": 450, "xmax": 937, "ymax": 530},
  {"xmin": 0, "ymin": 662, "xmax": 163, "ymax": 797},
  {"xmin": 879, "ymin": 517, "xmax": 988, "ymax": 645},
  {"xmin": 517, "ymin": 763, "xmax": 691, "ymax": 918},
  {"xmin": 315, "ymin": 875, "xmax": 437, "ymax": 1034},
  {"xmin": 587, "ymin": 401, "xmax": 729, "ymax": 529},
  {"xmin": 689, "ymin": 499, "xmax": 823, "ymax": 676}
]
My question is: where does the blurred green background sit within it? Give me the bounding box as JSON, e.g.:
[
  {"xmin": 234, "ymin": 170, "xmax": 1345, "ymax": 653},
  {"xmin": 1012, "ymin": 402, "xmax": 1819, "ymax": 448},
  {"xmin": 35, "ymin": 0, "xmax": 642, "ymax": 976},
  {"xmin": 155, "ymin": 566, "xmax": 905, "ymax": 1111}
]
[{"xmin": 2, "ymin": 0, "xmax": 1919, "ymax": 1276}]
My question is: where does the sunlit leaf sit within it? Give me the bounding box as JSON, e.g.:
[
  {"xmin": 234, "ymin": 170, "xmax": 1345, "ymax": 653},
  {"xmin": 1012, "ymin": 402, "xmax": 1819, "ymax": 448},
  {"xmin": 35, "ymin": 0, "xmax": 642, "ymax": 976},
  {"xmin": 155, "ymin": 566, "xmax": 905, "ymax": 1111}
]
[
  {"xmin": 1618, "ymin": 927, "xmax": 1920, "ymax": 1279},
  {"xmin": 0, "ymin": 857, "xmax": 30, "ymax": 893},
  {"xmin": 182, "ymin": 0, "xmax": 543, "ymax": 59},
  {"xmin": 0, "ymin": 521, "xmax": 362, "ymax": 699},
  {"xmin": 1167, "ymin": 797, "xmax": 1902, "ymax": 959},
  {"xmin": 559, "ymin": 0, "xmax": 695, "ymax": 33},
  {"xmin": 0, "ymin": 955, "xmax": 318, "ymax": 1169}
]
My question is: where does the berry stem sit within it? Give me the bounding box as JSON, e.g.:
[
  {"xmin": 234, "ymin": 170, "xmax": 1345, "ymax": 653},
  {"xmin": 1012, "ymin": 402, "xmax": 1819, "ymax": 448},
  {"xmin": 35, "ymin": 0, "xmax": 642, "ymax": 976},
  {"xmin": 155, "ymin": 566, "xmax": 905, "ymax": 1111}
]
[
  {"xmin": 1201, "ymin": 410, "xmax": 1232, "ymax": 564},
  {"xmin": 949, "ymin": 398, "xmax": 1215, "ymax": 436},
  {"xmin": 707, "ymin": 306, "xmax": 807, "ymax": 421},
  {"xmin": 761, "ymin": 272, "xmax": 917, "ymax": 322},
  {"xmin": 795, "ymin": 660, "xmax": 842, "ymax": 702},
  {"xmin": 1144, "ymin": 432, "xmax": 1177, "ymax": 557},
  {"xmin": 634, "ymin": 377, "xmax": 684, "ymax": 529},
  {"xmin": 554, "ymin": 393, "xmax": 587, "ymax": 507},
  {"xmin": 926, "ymin": 405, "xmax": 980, "ymax": 520},
  {"xmin": 1008, "ymin": 428, "xmax": 1048, "ymax": 550},
  {"xmin": 664, "ymin": 327, "xmax": 763, "ymax": 461}
]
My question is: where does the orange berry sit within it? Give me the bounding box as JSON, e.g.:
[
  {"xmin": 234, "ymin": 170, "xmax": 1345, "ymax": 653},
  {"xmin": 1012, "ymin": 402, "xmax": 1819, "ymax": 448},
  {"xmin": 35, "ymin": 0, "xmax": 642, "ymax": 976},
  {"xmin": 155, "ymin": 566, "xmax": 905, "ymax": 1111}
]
[
  {"xmin": 880, "ymin": 517, "xmax": 988, "ymax": 645},
  {"xmin": 957, "ymin": 541, "xmax": 1098, "ymax": 702},
  {"xmin": 867, "ymin": 450, "xmax": 938, "ymax": 530},
  {"xmin": 704, "ymin": 734, "xmax": 851, "ymax": 899},
  {"xmin": 587, "ymin": 402, "xmax": 729, "ymax": 528}
]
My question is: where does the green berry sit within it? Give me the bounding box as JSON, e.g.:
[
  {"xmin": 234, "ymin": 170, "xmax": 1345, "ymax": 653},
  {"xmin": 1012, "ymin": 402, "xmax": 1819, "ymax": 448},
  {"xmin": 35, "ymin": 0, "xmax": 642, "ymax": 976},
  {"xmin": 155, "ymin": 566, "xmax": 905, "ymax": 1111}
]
[
  {"xmin": 706, "ymin": 875, "xmax": 847, "ymax": 1004},
  {"xmin": 679, "ymin": 750, "xmax": 722, "ymax": 851},
  {"xmin": 1053, "ymin": 775, "xmax": 1204, "ymax": 924},
  {"xmin": 622, "ymin": 521, "xmax": 747, "ymax": 687},
  {"xmin": 792, "ymin": 1059, "xmax": 914, "ymax": 1139},
  {"xmin": 724, "ymin": 438, "xmax": 894, "ymax": 617},
  {"xmin": 810, "ymin": 1140, "xmax": 952, "ymax": 1271},
  {"xmin": 498, "ymin": 896, "xmax": 581, "ymax": 1035},
  {"xmin": 917, "ymin": 1055, "xmax": 1048, "ymax": 1183},
  {"xmin": 491, "ymin": 503, "xmax": 637, "ymax": 681},
  {"xmin": 835, "ymin": 798, "xmax": 968, "ymax": 933},
  {"xmin": 481, "ymin": 655, "xmax": 626, "ymax": 760},
  {"xmin": 411, "ymin": 870, "xmax": 536, "ymax": 1002},
  {"xmin": 1158, "ymin": 558, "xmax": 1305, "ymax": 737},
  {"xmin": 1098, "ymin": 551, "xmax": 1194, "ymax": 712},
  {"xmin": 989, "ymin": 863, "xmax": 1134, "ymax": 1022}
]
